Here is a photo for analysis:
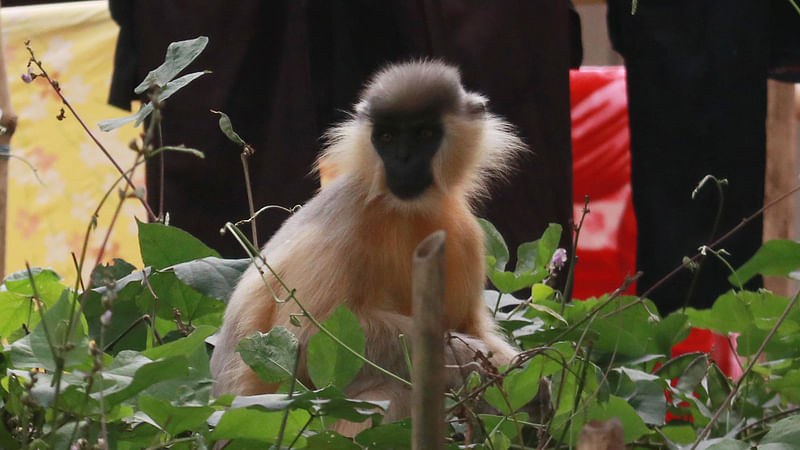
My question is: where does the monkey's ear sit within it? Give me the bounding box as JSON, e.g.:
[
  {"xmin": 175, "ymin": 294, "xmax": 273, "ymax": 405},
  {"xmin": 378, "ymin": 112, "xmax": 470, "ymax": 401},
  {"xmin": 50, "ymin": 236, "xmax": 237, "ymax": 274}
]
[{"xmin": 465, "ymin": 93, "xmax": 488, "ymax": 117}]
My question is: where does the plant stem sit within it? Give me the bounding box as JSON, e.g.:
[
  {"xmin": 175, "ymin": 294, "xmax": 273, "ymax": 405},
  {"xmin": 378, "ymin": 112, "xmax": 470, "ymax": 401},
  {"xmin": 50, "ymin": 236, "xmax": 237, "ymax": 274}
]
[
  {"xmin": 642, "ymin": 183, "xmax": 800, "ymax": 306},
  {"xmin": 240, "ymin": 148, "xmax": 258, "ymax": 248},
  {"xmin": 276, "ymin": 353, "xmax": 303, "ymax": 449},
  {"xmin": 562, "ymin": 196, "xmax": 589, "ymax": 312},
  {"xmin": 25, "ymin": 42, "xmax": 156, "ymax": 221},
  {"xmin": 738, "ymin": 406, "xmax": 800, "ymax": 437},
  {"xmin": 692, "ymin": 289, "xmax": 800, "ymax": 448},
  {"xmin": 25, "ymin": 262, "xmax": 66, "ymax": 428},
  {"xmin": 224, "ymin": 222, "xmax": 412, "ymax": 387}
]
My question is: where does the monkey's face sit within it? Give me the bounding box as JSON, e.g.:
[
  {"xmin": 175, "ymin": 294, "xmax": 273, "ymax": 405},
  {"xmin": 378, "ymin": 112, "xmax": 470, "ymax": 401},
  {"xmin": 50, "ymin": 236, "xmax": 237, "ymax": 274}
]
[{"xmin": 371, "ymin": 114, "xmax": 444, "ymax": 200}]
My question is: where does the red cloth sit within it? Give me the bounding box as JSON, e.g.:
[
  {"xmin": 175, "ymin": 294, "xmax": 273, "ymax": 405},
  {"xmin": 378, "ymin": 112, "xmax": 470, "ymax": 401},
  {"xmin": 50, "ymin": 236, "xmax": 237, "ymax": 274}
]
[
  {"xmin": 570, "ymin": 67, "xmax": 637, "ymax": 299},
  {"xmin": 569, "ymin": 68, "xmax": 741, "ymax": 380}
]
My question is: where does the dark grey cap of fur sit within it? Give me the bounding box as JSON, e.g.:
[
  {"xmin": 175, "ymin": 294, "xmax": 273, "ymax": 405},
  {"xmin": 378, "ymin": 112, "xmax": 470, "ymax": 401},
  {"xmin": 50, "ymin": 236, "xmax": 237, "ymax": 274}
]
[{"xmin": 356, "ymin": 60, "xmax": 485, "ymax": 119}]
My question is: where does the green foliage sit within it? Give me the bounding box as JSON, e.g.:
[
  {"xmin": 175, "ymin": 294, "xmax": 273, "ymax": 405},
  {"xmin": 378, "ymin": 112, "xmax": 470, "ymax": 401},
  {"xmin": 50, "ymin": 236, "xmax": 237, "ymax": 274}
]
[
  {"xmin": 237, "ymin": 327, "xmax": 299, "ymax": 385},
  {"xmin": 5, "ymin": 35, "xmax": 800, "ymax": 449},
  {"xmin": 99, "ymin": 36, "xmax": 210, "ymax": 132},
  {"xmin": 307, "ymin": 305, "xmax": 366, "ymax": 389}
]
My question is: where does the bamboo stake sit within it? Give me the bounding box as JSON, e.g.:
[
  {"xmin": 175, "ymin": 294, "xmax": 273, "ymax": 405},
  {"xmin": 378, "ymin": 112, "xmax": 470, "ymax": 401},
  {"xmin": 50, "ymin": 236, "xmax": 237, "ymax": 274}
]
[
  {"xmin": 0, "ymin": 1, "xmax": 18, "ymax": 278},
  {"xmin": 411, "ymin": 230, "xmax": 446, "ymax": 450}
]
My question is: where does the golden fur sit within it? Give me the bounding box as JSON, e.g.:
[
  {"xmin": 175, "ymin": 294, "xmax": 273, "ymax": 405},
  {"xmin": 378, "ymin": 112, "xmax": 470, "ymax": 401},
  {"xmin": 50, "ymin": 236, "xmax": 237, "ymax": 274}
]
[{"xmin": 210, "ymin": 61, "xmax": 525, "ymax": 433}]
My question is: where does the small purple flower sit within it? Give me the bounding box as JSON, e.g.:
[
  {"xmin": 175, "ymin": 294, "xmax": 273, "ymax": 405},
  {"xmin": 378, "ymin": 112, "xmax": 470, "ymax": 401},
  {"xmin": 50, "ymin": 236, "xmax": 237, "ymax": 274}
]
[
  {"xmin": 548, "ymin": 248, "xmax": 568, "ymax": 272},
  {"xmin": 20, "ymin": 72, "xmax": 33, "ymax": 83},
  {"xmin": 101, "ymin": 310, "xmax": 112, "ymax": 327}
]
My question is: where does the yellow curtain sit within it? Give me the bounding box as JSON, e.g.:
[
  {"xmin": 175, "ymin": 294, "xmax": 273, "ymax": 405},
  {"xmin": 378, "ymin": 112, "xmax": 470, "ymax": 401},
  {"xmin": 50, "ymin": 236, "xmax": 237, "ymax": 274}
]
[{"xmin": 3, "ymin": 1, "xmax": 144, "ymax": 283}]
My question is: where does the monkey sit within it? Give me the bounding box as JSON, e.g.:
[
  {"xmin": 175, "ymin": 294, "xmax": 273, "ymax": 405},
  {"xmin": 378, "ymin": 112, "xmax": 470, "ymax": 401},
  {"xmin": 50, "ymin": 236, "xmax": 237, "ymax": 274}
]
[{"xmin": 209, "ymin": 60, "xmax": 528, "ymax": 435}]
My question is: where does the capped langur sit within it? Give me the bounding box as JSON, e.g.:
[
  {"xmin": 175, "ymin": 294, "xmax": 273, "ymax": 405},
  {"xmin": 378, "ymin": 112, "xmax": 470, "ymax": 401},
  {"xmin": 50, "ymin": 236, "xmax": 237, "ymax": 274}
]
[{"xmin": 210, "ymin": 61, "xmax": 527, "ymax": 432}]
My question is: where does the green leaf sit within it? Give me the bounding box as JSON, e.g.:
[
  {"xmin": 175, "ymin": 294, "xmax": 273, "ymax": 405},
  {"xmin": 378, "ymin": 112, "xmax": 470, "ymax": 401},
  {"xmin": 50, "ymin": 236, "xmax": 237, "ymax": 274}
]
[
  {"xmin": 553, "ymin": 395, "xmax": 649, "ymax": 446},
  {"xmin": 9, "ymin": 289, "xmax": 90, "ymax": 371},
  {"xmin": 712, "ymin": 291, "xmax": 754, "ymax": 333},
  {"xmin": 515, "ymin": 241, "xmax": 538, "ymax": 274},
  {"xmin": 0, "ymin": 419, "xmax": 20, "ymax": 450},
  {"xmin": 653, "ymin": 312, "xmax": 690, "ymax": 355},
  {"xmin": 306, "ymin": 430, "xmax": 361, "ymax": 450},
  {"xmin": 704, "ymin": 439, "xmax": 750, "ymax": 450},
  {"xmin": 485, "ymin": 362, "xmax": 542, "ymax": 414},
  {"xmin": 237, "ymin": 327, "xmax": 299, "ymax": 384},
  {"xmin": 488, "ymin": 270, "xmax": 545, "ymax": 294},
  {"xmin": 142, "ymin": 325, "xmax": 216, "ymax": 360},
  {"xmin": 675, "ymin": 354, "xmax": 708, "ymax": 393},
  {"xmin": 0, "ymin": 290, "xmax": 34, "ymax": 344},
  {"xmin": 478, "ymin": 218, "xmax": 509, "ymax": 271},
  {"xmin": 659, "ymin": 424, "xmax": 696, "ymax": 445},
  {"xmin": 531, "ymin": 283, "xmax": 554, "ymax": 302},
  {"xmin": 611, "ymin": 368, "xmax": 666, "ymax": 425},
  {"xmin": 355, "ymin": 420, "xmax": 411, "ymax": 449},
  {"xmin": 587, "ymin": 396, "xmax": 650, "ymax": 443},
  {"xmin": 85, "ymin": 279, "xmax": 151, "ymax": 353},
  {"xmin": 729, "ymin": 239, "xmax": 800, "ymax": 285},
  {"xmin": 137, "ymin": 220, "xmax": 220, "ymax": 270},
  {"xmin": 655, "ymin": 352, "xmax": 705, "ymax": 379},
  {"xmin": 527, "ymin": 302, "xmax": 568, "ymax": 326},
  {"xmin": 211, "ymin": 407, "xmax": 309, "ymax": 445},
  {"xmin": 307, "ymin": 305, "xmax": 366, "ymax": 389},
  {"xmin": 138, "ymin": 395, "xmax": 214, "ymax": 436},
  {"xmin": 152, "ymin": 145, "xmax": 205, "ymax": 160},
  {"xmin": 759, "ymin": 415, "xmax": 800, "ymax": 446},
  {"xmin": 483, "ymin": 290, "xmax": 524, "ymax": 312},
  {"xmin": 291, "ymin": 386, "xmax": 387, "ymax": 423},
  {"xmin": 479, "ymin": 413, "xmax": 529, "ymax": 442},
  {"xmin": 164, "ymin": 257, "xmax": 250, "ymax": 303},
  {"xmin": 100, "ymin": 71, "xmax": 209, "ymax": 131},
  {"xmin": 3, "ymin": 268, "xmax": 66, "ymax": 315},
  {"xmin": 767, "ymin": 369, "xmax": 800, "ymax": 403},
  {"xmin": 94, "ymin": 352, "xmax": 190, "ymax": 405},
  {"xmin": 4, "ymin": 267, "xmax": 61, "ymax": 291},
  {"xmin": 211, "ymin": 110, "xmax": 247, "ymax": 146},
  {"xmin": 91, "ymin": 258, "xmax": 136, "ymax": 287},
  {"xmin": 487, "ymin": 429, "xmax": 511, "ymax": 450},
  {"xmin": 138, "ymin": 271, "xmax": 225, "ymax": 326},
  {"xmin": 135, "ymin": 36, "xmax": 209, "ymax": 94},
  {"xmin": 706, "ymin": 362, "xmax": 732, "ymax": 410},
  {"xmin": 534, "ymin": 223, "xmax": 563, "ymax": 270},
  {"xmin": 96, "ymin": 105, "xmax": 145, "ymax": 132}
]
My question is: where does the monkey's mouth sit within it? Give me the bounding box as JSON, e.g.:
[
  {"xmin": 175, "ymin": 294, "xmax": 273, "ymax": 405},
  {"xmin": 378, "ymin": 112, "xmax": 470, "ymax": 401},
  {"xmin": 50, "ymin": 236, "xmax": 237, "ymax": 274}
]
[{"xmin": 386, "ymin": 175, "xmax": 432, "ymax": 200}]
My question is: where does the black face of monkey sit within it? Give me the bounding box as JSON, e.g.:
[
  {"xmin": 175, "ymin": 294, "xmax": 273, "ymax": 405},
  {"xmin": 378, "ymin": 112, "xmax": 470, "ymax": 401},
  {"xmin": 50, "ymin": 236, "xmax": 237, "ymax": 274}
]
[{"xmin": 371, "ymin": 114, "xmax": 444, "ymax": 200}]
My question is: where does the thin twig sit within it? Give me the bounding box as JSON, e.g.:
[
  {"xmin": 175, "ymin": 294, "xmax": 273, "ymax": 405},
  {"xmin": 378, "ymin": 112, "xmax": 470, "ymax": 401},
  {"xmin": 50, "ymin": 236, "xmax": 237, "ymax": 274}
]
[
  {"xmin": 738, "ymin": 406, "xmax": 800, "ymax": 437},
  {"xmin": 562, "ymin": 196, "xmax": 589, "ymax": 311},
  {"xmin": 224, "ymin": 222, "xmax": 412, "ymax": 387},
  {"xmin": 240, "ymin": 146, "xmax": 258, "ymax": 248},
  {"xmin": 643, "ymin": 183, "xmax": 800, "ymax": 305},
  {"xmin": 692, "ymin": 289, "xmax": 800, "ymax": 448},
  {"xmin": 24, "ymin": 41, "xmax": 156, "ymax": 221}
]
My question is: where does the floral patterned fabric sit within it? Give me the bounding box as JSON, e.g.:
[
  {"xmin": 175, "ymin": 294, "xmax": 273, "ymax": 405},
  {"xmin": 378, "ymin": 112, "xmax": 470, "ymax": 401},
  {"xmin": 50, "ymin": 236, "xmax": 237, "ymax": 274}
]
[{"xmin": 4, "ymin": 1, "xmax": 143, "ymax": 282}]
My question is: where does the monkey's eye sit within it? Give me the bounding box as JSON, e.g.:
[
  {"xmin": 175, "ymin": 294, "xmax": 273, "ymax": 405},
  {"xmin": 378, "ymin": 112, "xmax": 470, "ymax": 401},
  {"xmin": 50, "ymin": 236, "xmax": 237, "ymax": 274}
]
[{"xmin": 379, "ymin": 132, "xmax": 393, "ymax": 143}]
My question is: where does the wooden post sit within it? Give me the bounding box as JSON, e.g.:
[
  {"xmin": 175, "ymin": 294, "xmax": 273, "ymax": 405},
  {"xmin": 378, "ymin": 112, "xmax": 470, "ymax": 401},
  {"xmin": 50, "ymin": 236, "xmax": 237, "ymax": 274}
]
[
  {"xmin": 411, "ymin": 230, "xmax": 446, "ymax": 450},
  {"xmin": 764, "ymin": 80, "xmax": 798, "ymax": 296},
  {"xmin": 0, "ymin": 1, "xmax": 18, "ymax": 279}
]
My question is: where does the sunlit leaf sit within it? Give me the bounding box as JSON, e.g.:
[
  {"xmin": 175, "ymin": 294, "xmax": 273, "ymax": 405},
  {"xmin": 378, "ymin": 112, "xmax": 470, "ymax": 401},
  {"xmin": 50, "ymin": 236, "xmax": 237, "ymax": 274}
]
[
  {"xmin": 307, "ymin": 305, "xmax": 366, "ymax": 389},
  {"xmin": 138, "ymin": 220, "xmax": 220, "ymax": 270},
  {"xmin": 729, "ymin": 239, "xmax": 800, "ymax": 285},
  {"xmin": 135, "ymin": 36, "xmax": 209, "ymax": 94},
  {"xmin": 478, "ymin": 218, "xmax": 509, "ymax": 271},
  {"xmin": 238, "ymin": 327, "xmax": 299, "ymax": 384}
]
